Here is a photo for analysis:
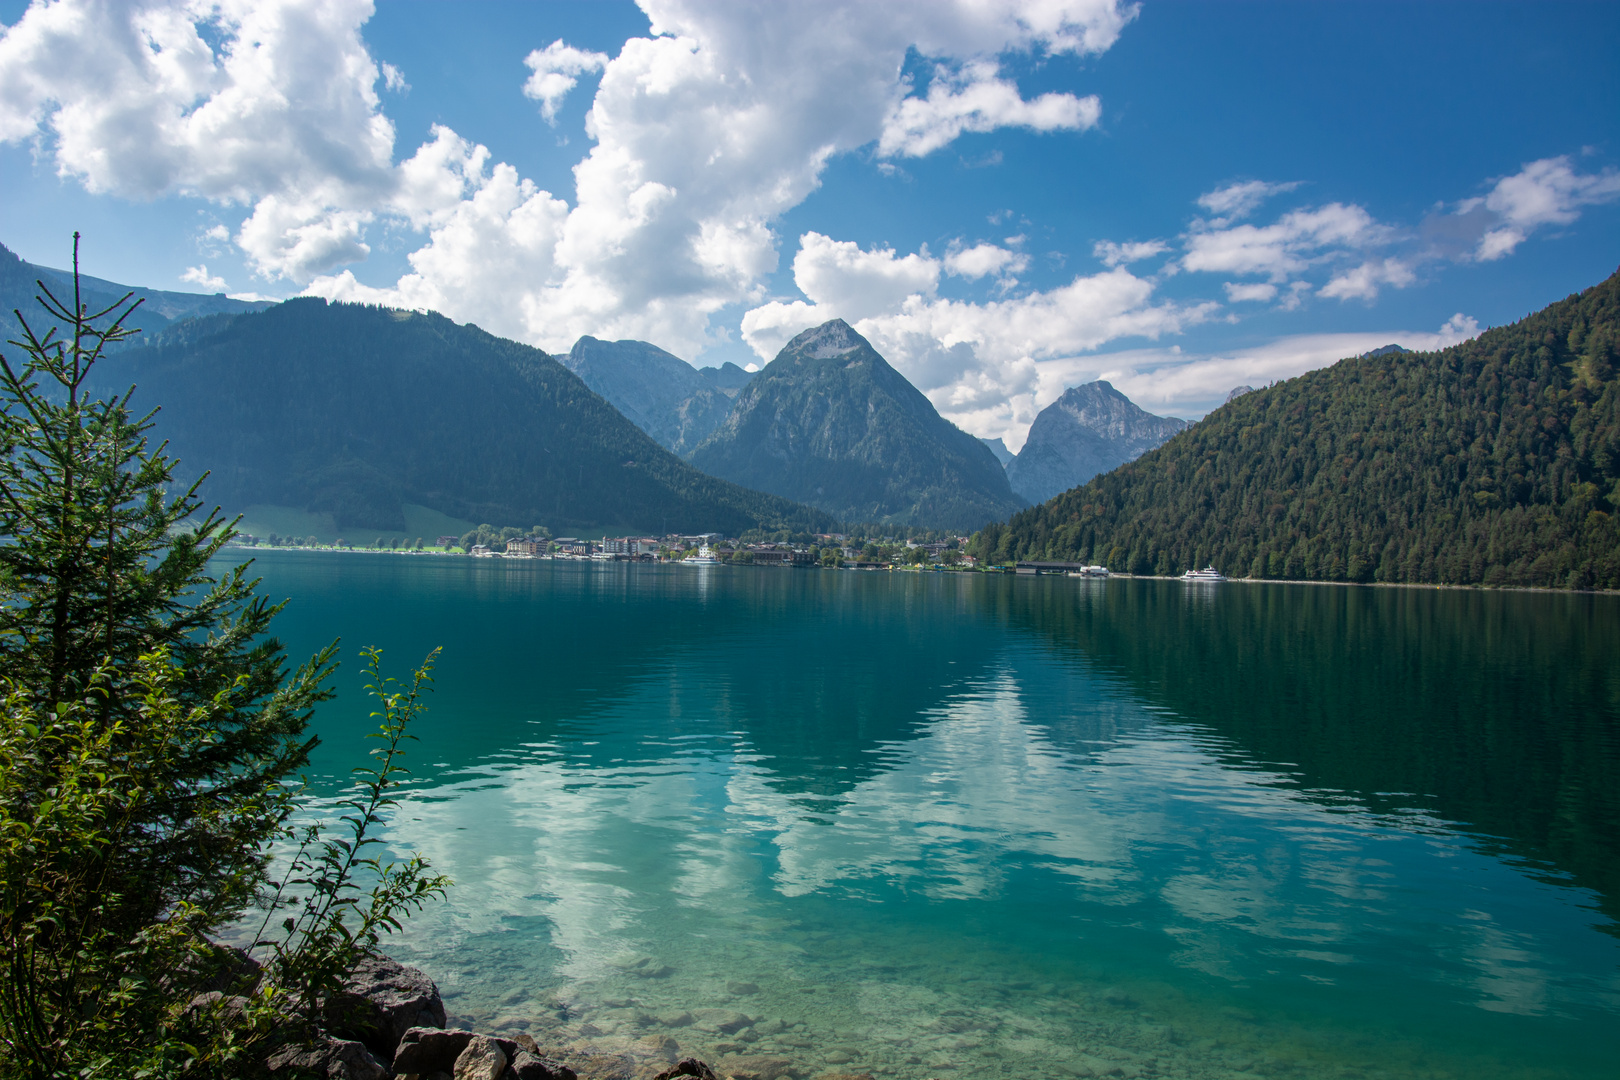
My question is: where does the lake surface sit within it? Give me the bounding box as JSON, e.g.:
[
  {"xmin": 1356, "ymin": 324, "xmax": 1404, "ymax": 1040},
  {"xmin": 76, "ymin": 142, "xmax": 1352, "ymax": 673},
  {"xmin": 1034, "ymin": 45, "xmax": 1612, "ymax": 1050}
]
[{"xmin": 224, "ymin": 550, "xmax": 1620, "ymax": 1079}]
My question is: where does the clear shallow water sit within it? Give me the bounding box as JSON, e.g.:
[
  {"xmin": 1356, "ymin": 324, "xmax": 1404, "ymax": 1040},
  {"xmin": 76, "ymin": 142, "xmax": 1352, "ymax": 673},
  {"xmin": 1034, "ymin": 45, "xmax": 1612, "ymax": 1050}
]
[{"xmin": 225, "ymin": 551, "xmax": 1620, "ymax": 1079}]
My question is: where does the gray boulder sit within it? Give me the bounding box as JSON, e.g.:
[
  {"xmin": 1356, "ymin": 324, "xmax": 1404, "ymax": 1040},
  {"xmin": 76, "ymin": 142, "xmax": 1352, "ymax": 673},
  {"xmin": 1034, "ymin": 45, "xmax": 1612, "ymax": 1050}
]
[
  {"xmin": 510, "ymin": 1048, "xmax": 578, "ymax": 1080},
  {"xmin": 337, "ymin": 954, "xmax": 446, "ymax": 1058},
  {"xmin": 266, "ymin": 1033, "xmax": 389, "ymax": 1080},
  {"xmin": 393, "ymin": 1027, "xmax": 476, "ymax": 1075}
]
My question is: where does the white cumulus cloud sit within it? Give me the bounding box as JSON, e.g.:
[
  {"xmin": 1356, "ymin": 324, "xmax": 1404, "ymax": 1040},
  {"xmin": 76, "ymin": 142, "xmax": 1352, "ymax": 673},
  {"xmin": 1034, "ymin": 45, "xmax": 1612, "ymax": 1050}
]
[
  {"xmin": 522, "ymin": 40, "xmax": 609, "ymax": 124},
  {"xmin": 1183, "ymin": 203, "xmax": 1387, "ymax": 282},
  {"xmin": 305, "ymin": 0, "xmax": 1140, "ymax": 355},
  {"xmin": 180, "ymin": 264, "xmax": 226, "ymax": 291},
  {"xmin": 1195, "ymin": 179, "xmax": 1300, "ymax": 221},
  {"xmin": 1, "ymin": 0, "xmax": 1139, "ymax": 352},
  {"xmin": 1093, "ymin": 239, "xmax": 1167, "ymax": 267},
  {"xmin": 1318, "ymin": 257, "xmax": 1415, "ymax": 301},
  {"xmin": 789, "ymin": 232, "xmax": 940, "ymax": 319},
  {"xmin": 945, "ymin": 242, "xmax": 1029, "ymax": 281},
  {"xmin": 1464, "ymin": 155, "xmax": 1620, "ymax": 261},
  {"xmin": 1223, "ymin": 282, "xmax": 1276, "ymax": 303},
  {"xmin": 878, "ymin": 59, "xmax": 1102, "ymax": 158},
  {"xmin": 0, "ymin": 0, "xmax": 398, "ymax": 283}
]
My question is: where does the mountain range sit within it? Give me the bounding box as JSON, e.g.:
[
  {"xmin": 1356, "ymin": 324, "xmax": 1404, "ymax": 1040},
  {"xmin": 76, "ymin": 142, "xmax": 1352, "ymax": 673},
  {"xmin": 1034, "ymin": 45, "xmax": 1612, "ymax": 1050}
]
[
  {"xmin": 972, "ymin": 267, "xmax": 1620, "ymax": 590},
  {"xmin": 1004, "ymin": 382, "xmax": 1188, "ymax": 504},
  {"xmin": 90, "ymin": 299, "xmax": 832, "ymax": 536},
  {"xmin": 689, "ymin": 320, "xmax": 1025, "ymax": 529}
]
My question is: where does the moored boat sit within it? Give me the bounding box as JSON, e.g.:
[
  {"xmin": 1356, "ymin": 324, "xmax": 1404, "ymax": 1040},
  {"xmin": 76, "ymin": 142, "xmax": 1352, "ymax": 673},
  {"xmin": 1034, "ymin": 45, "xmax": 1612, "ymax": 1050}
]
[
  {"xmin": 682, "ymin": 544, "xmax": 720, "ymax": 566},
  {"xmin": 1181, "ymin": 566, "xmax": 1225, "ymax": 582}
]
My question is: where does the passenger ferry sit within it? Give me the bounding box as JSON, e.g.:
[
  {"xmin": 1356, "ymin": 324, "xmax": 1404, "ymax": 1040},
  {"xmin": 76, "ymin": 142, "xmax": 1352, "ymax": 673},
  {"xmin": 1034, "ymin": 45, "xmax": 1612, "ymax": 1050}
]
[
  {"xmin": 1180, "ymin": 566, "xmax": 1225, "ymax": 582},
  {"xmin": 683, "ymin": 544, "xmax": 720, "ymax": 566}
]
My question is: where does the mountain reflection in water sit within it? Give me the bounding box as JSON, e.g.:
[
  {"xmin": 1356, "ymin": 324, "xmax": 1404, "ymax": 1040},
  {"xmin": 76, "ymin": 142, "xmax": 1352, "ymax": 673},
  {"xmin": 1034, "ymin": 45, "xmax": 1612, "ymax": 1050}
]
[
  {"xmin": 230, "ymin": 551, "xmax": 1620, "ymax": 1080},
  {"xmin": 995, "ymin": 579, "xmax": 1620, "ymax": 930}
]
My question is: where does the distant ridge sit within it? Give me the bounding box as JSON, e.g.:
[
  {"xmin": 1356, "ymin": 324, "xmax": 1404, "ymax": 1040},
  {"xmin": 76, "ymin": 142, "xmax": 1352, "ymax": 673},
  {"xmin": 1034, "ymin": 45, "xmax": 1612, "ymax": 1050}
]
[
  {"xmin": 700, "ymin": 362, "xmax": 754, "ymax": 396},
  {"xmin": 0, "ymin": 239, "xmax": 271, "ymax": 344},
  {"xmin": 690, "ymin": 319, "xmax": 1024, "ymax": 529},
  {"xmin": 972, "ymin": 267, "xmax": 1620, "ymax": 589}
]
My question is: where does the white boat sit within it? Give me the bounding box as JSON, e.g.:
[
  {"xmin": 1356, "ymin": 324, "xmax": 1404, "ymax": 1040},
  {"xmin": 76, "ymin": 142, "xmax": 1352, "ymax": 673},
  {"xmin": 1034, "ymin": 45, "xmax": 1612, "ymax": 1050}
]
[
  {"xmin": 1181, "ymin": 566, "xmax": 1225, "ymax": 582},
  {"xmin": 683, "ymin": 544, "xmax": 720, "ymax": 566}
]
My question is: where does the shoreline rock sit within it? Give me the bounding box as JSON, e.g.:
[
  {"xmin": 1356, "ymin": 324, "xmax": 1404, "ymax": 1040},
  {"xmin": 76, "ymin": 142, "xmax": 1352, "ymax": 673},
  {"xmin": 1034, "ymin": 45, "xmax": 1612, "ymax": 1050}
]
[{"xmin": 265, "ymin": 950, "xmax": 828, "ymax": 1080}]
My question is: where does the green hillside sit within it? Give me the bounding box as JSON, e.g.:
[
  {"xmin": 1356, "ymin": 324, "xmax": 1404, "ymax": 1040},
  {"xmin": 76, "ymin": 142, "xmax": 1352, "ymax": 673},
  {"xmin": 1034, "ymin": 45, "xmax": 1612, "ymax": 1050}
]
[
  {"xmin": 971, "ymin": 267, "xmax": 1620, "ymax": 589},
  {"xmin": 92, "ymin": 299, "xmax": 832, "ymax": 536},
  {"xmin": 690, "ymin": 319, "xmax": 1024, "ymax": 530}
]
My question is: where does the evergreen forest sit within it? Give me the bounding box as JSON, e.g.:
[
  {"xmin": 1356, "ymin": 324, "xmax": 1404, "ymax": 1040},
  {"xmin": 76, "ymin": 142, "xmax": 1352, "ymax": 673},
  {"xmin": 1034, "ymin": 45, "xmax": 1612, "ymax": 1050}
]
[{"xmin": 970, "ymin": 267, "xmax": 1620, "ymax": 589}]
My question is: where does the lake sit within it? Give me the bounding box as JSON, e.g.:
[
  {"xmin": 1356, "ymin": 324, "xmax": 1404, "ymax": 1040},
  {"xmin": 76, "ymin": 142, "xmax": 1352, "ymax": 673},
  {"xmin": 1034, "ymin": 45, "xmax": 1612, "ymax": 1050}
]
[{"xmin": 223, "ymin": 550, "xmax": 1620, "ymax": 1079}]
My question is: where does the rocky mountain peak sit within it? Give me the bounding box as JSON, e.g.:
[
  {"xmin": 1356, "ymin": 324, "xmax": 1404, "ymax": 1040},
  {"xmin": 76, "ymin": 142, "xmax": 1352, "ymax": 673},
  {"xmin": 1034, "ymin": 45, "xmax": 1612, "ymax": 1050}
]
[
  {"xmin": 688, "ymin": 322, "xmax": 1021, "ymax": 528},
  {"xmin": 1005, "ymin": 380, "xmax": 1187, "ymax": 504},
  {"xmin": 785, "ymin": 318, "xmax": 866, "ymax": 359}
]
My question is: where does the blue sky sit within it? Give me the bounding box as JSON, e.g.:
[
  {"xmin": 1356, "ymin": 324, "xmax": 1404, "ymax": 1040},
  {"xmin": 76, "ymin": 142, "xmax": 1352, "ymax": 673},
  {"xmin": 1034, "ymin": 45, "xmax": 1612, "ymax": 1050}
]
[{"xmin": 2, "ymin": 1, "xmax": 1617, "ymax": 446}]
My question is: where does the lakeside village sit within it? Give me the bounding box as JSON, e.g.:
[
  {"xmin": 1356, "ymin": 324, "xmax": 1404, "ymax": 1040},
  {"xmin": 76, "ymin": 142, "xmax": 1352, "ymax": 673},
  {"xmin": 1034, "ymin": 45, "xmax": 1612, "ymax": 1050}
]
[
  {"xmin": 226, "ymin": 530, "xmax": 1173, "ymax": 576},
  {"xmin": 227, "ymin": 529, "xmax": 1218, "ymax": 577},
  {"xmin": 231, "ymin": 529, "xmax": 996, "ymax": 571}
]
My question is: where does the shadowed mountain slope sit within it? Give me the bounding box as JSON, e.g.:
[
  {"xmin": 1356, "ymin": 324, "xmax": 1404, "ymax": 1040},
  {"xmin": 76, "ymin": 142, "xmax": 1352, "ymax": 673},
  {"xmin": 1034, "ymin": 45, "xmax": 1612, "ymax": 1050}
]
[
  {"xmin": 688, "ymin": 320, "xmax": 1024, "ymax": 529},
  {"xmin": 91, "ymin": 299, "xmax": 832, "ymax": 535}
]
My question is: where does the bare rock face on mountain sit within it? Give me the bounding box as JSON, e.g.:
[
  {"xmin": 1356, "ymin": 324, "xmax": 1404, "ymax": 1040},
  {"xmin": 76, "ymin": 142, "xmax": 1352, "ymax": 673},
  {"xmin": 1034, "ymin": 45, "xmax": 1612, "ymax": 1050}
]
[
  {"xmin": 1006, "ymin": 381, "xmax": 1188, "ymax": 504},
  {"xmin": 562, "ymin": 336, "xmax": 734, "ymax": 455},
  {"xmin": 688, "ymin": 319, "xmax": 1024, "ymax": 529}
]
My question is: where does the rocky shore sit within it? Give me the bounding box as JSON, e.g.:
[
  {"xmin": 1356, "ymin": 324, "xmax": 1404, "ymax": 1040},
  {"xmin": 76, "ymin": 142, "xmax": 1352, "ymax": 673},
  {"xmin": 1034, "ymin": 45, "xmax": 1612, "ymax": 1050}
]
[{"xmin": 247, "ymin": 952, "xmax": 869, "ymax": 1080}]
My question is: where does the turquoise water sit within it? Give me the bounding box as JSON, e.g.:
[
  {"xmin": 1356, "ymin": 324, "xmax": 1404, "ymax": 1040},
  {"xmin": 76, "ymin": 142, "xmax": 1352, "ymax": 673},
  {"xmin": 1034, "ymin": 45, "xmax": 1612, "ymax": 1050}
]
[{"xmin": 226, "ymin": 550, "xmax": 1620, "ymax": 1079}]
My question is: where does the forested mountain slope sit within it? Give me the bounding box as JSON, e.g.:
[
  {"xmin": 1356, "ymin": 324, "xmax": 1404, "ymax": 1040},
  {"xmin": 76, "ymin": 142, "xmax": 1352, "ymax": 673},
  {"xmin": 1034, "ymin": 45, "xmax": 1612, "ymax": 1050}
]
[
  {"xmin": 971, "ymin": 267, "xmax": 1620, "ymax": 589},
  {"xmin": 92, "ymin": 299, "xmax": 832, "ymax": 535},
  {"xmin": 689, "ymin": 319, "xmax": 1024, "ymax": 529}
]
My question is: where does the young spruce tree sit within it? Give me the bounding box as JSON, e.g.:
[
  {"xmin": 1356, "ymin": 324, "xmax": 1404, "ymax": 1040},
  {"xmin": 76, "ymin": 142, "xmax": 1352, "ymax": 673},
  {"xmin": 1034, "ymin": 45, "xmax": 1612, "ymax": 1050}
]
[{"xmin": 0, "ymin": 236, "xmax": 338, "ymax": 1075}]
